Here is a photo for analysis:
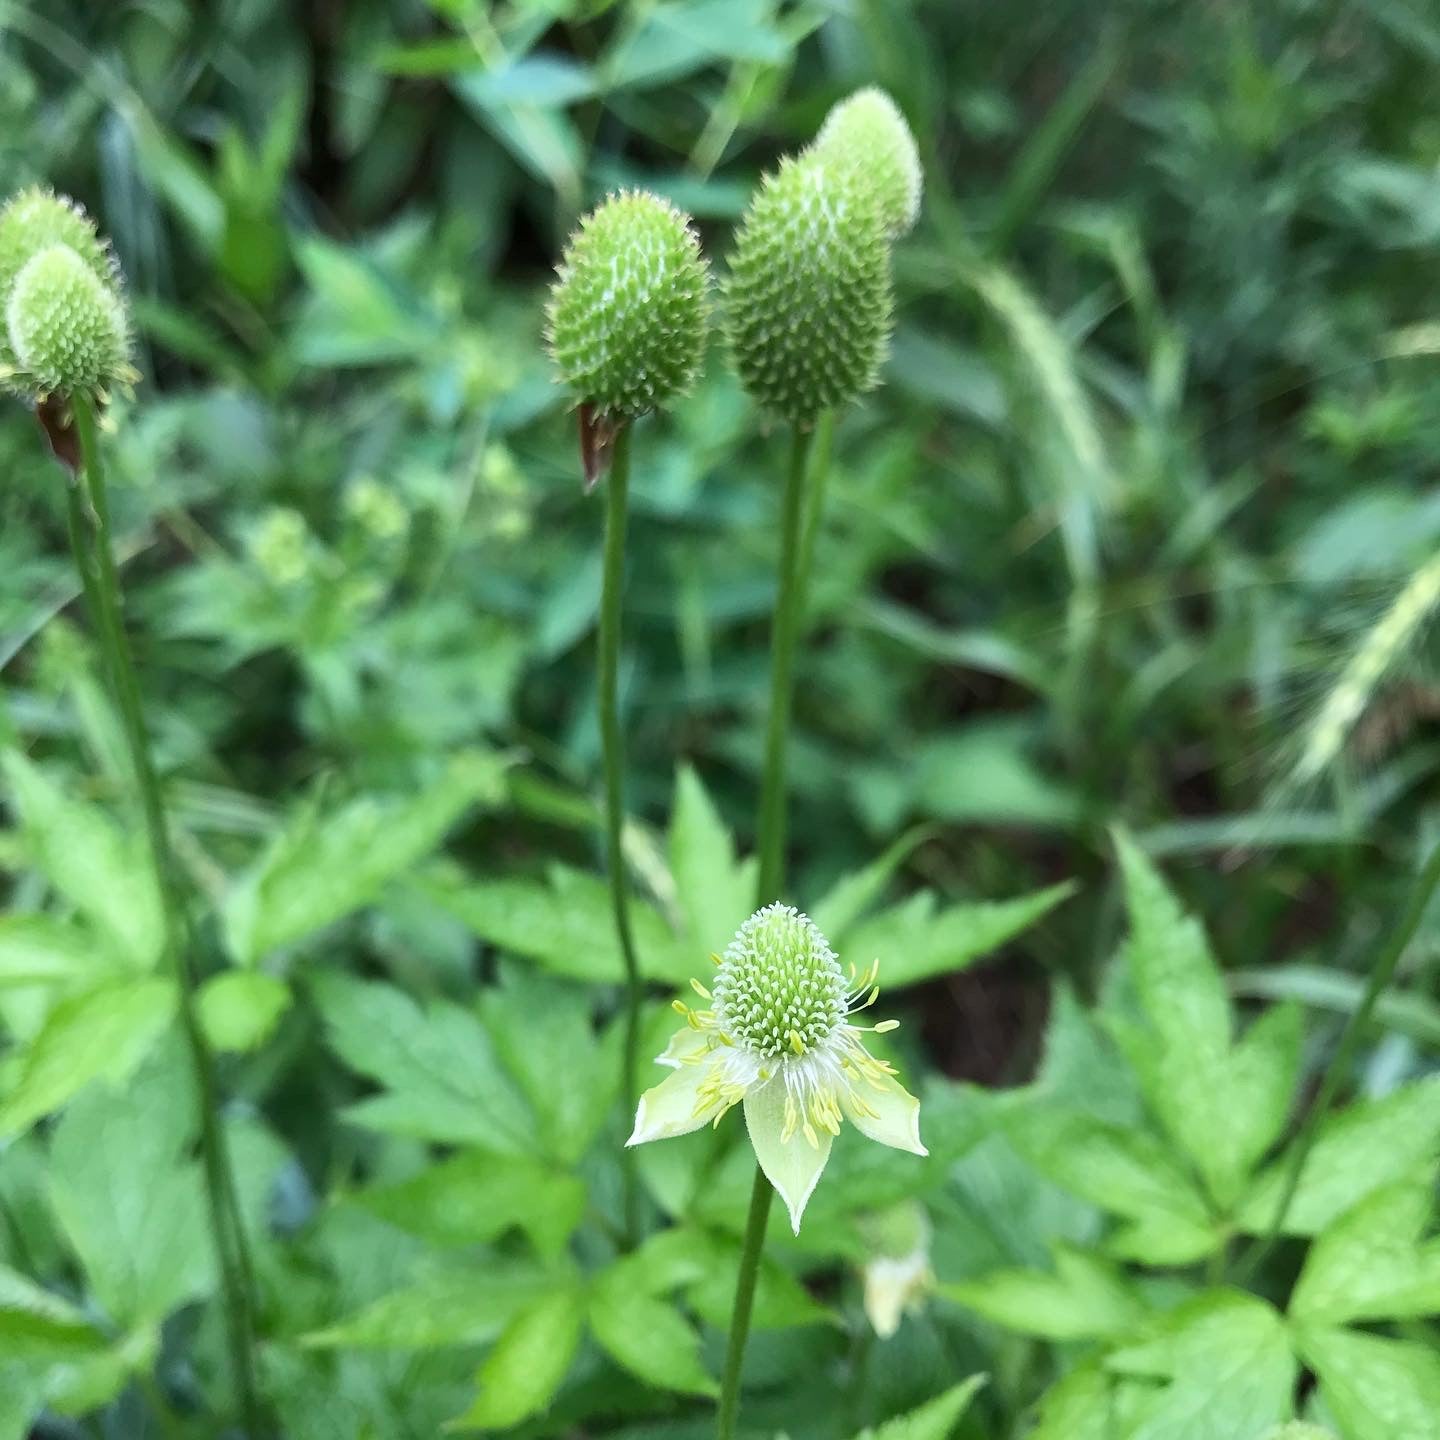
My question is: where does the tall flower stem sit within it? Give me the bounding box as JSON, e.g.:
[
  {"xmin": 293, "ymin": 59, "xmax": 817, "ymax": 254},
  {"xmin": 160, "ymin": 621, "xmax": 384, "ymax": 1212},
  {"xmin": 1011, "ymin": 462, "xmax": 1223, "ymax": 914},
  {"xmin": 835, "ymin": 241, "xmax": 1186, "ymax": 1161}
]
[
  {"xmin": 1235, "ymin": 839, "xmax": 1440, "ymax": 1283},
  {"xmin": 719, "ymin": 422, "xmax": 815, "ymax": 1440},
  {"xmin": 794, "ymin": 408, "xmax": 836, "ymax": 630},
  {"xmin": 716, "ymin": 1165, "xmax": 775, "ymax": 1440},
  {"xmin": 598, "ymin": 421, "xmax": 644, "ymax": 1246},
  {"xmin": 67, "ymin": 394, "xmax": 263, "ymax": 1435},
  {"xmin": 754, "ymin": 424, "xmax": 815, "ymax": 905}
]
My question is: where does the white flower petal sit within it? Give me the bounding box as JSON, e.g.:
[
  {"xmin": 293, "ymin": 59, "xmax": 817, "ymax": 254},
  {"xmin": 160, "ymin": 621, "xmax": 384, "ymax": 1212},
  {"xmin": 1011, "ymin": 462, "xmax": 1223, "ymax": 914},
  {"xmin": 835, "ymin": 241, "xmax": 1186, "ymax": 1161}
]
[
  {"xmin": 847, "ymin": 1079, "xmax": 926, "ymax": 1156},
  {"xmin": 744, "ymin": 1076, "xmax": 833, "ymax": 1234},
  {"xmin": 656, "ymin": 1024, "xmax": 709, "ymax": 1069},
  {"xmin": 627, "ymin": 1056, "xmax": 722, "ymax": 1145}
]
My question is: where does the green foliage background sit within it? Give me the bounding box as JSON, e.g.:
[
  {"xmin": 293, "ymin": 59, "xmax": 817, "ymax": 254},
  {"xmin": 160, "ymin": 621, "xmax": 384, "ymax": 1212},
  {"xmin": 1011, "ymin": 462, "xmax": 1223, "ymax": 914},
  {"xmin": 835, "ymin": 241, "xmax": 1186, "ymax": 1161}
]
[{"xmin": 2, "ymin": 1, "xmax": 1440, "ymax": 1437}]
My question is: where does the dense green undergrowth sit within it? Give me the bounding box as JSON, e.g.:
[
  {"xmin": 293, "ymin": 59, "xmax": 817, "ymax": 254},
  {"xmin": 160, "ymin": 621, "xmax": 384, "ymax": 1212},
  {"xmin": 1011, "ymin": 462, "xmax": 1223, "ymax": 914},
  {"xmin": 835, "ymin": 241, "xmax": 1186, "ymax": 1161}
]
[{"xmin": 3, "ymin": 2, "xmax": 1440, "ymax": 1437}]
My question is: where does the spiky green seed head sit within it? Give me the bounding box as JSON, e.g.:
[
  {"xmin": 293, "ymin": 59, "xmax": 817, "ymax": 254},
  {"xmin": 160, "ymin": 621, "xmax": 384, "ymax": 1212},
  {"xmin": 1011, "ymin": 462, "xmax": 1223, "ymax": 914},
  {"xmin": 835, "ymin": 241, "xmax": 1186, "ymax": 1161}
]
[
  {"xmin": 546, "ymin": 190, "xmax": 709, "ymax": 421},
  {"xmin": 6, "ymin": 244, "xmax": 132, "ymax": 398},
  {"xmin": 712, "ymin": 903, "xmax": 846, "ymax": 1059},
  {"xmin": 0, "ymin": 187, "xmax": 119, "ymax": 373},
  {"xmin": 812, "ymin": 88, "xmax": 923, "ymax": 240},
  {"xmin": 725, "ymin": 153, "xmax": 892, "ymax": 425}
]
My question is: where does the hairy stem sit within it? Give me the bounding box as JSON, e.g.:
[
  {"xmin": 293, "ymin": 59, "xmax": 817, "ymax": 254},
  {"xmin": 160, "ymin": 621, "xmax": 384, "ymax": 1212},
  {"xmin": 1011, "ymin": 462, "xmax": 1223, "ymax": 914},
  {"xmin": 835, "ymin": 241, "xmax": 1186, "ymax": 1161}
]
[
  {"xmin": 754, "ymin": 425, "xmax": 815, "ymax": 907},
  {"xmin": 69, "ymin": 395, "xmax": 263, "ymax": 1435},
  {"xmin": 1236, "ymin": 840, "xmax": 1440, "ymax": 1282},
  {"xmin": 717, "ymin": 1164, "xmax": 775, "ymax": 1440},
  {"xmin": 598, "ymin": 422, "xmax": 644, "ymax": 1246}
]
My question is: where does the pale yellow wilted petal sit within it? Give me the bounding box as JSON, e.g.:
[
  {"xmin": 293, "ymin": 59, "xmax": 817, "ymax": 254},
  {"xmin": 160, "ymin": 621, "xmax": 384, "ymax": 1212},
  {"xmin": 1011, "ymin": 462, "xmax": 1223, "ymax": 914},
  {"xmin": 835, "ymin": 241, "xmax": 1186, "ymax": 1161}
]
[
  {"xmin": 655, "ymin": 1023, "xmax": 710, "ymax": 1069},
  {"xmin": 628, "ymin": 1057, "xmax": 721, "ymax": 1145},
  {"xmin": 847, "ymin": 1078, "xmax": 926, "ymax": 1156},
  {"xmin": 744, "ymin": 1076, "xmax": 833, "ymax": 1233}
]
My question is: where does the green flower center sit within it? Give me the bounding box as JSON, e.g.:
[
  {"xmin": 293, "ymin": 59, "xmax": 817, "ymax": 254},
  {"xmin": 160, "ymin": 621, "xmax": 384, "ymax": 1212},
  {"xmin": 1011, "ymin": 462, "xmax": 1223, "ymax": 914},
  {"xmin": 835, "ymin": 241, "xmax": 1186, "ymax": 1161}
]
[{"xmin": 713, "ymin": 904, "xmax": 846, "ymax": 1058}]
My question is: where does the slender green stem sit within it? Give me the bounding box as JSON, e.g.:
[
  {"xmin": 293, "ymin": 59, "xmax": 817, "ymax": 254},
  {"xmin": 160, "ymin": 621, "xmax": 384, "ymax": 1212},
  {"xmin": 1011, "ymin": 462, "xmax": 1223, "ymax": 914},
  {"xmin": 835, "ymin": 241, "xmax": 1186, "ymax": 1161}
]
[
  {"xmin": 63, "ymin": 481, "xmax": 105, "ymax": 638},
  {"xmin": 1235, "ymin": 840, "xmax": 1440, "ymax": 1283},
  {"xmin": 754, "ymin": 425, "xmax": 814, "ymax": 907},
  {"xmin": 794, "ymin": 409, "xmax": 836, "ymax": 629},
  {"xmin": 68, "ymin": 395, "xmax": 263, "ymax": 1435},
  {"xmin": 598, "ymin": 422, "xmax": 643, "ymax": 1246},
  {"xmin": 717, "ymin": 1164, "xmax": 775, "ymax": 1440},
  {"xmin": 718, "ymin": 423, "xmax": 816, "ymax": 1440}
]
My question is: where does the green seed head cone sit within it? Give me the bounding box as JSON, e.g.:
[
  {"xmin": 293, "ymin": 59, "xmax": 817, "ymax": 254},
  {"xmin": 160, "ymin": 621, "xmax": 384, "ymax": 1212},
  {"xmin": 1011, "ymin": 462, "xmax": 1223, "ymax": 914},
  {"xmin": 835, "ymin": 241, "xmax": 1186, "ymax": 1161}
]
[
  {"xmin": 546, "ymin": 190, "xmax": 710, "ymax": 421},
  {"xmin": 6, "ymin": 244, "xmax": 132, "ymax": 398},
  {"xmin": 712, "ymin": 903, "xmax": 846, "ymax": 1059},
  {"xmin": 812, "ymin": 87, "xmax": 923, "ymax": 239},
  {"xmin": 0, "ymin": 187, "xmax": 119, "ymax": 373},
  {"xmin": 725, "ymin": 152, "xmax": 892, "ymax": 424}
]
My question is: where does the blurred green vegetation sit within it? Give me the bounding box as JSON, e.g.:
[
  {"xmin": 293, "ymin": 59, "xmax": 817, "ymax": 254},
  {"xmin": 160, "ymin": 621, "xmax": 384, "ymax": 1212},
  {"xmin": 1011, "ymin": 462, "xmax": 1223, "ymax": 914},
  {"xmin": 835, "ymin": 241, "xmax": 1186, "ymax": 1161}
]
[{"xmin": 3, "ymin": 1, "xmax": 1440, "ymax": 1437}]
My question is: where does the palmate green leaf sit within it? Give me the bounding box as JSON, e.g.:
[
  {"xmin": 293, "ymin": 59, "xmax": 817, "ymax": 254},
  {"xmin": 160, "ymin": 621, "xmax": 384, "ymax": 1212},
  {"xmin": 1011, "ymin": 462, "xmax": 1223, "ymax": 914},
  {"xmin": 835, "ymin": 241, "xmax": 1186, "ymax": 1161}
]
[
  {"xmin": 480, "ymin": 965, "xmax": 621, "ymax": 1165},
  {"xmin": 314, "ymin": 973, "xmax": 535, "ymax": 1155},
  {"xmin": 669, "ymin": 765, "xmax": 753, "ymax": 955},
  {"xmin": 48, "ymin": 1044, "xmax": 211, "ymax": 1329},
  {"xmin": 448, "ymin": 1289, "xmax": 584, "ymax": 1432},
  {"xmin": 0, "ymin": 1265, "xmax": 107, "ymax": 1360},
  {"xmin": 426, "ymin": 863, "xmax": 693, "ymax": 983},
  {"xmin": 1113, "ymin": 832, "xmax": 1229, "ymax": 1052},
  {"xmin": 1107, "ymin": 1292, "xmax": 1295, "ymax": 1440},
  {"xmin": 0, "ymin": 977, "xmax": 175, "ymax": 1137},
  {"xmin": 225, "ymin": 751, "xmax": 506, "ymax": 964},
  {"xmin": 625, "ymin": 1223, "xmax": 831, "ymax": 1332},
  {"xmin": 851, "ymin": 1375, "xmax": 987, "ymax": 1440},
  {"xmin": 0, "ymin": 915, "xmax": 111, "ymax": 989},
  {"xmin": 1, "ymin": 753, "xmax": 163, "ymax": 969},
  {"xmin": 1237, "ymin": 1076, "xmax": 1440, "ymax": 1236},
  {"xmin": 943, "ymin": 1244, "xmax": 1146, "ymax": 1341},
  {"xmin": 589, "ymin": 1271, "xmax": 717, "ymax": 1398},
  {"xmin": 842, "ymin": 882, "xmax": 1075, "ymax": 991},
  {"xmin": 811, "ymin": 826, "xmax": 934, "ymax": 942},
  {"xmin": 352, "ymin": 1150, "xmax": 585, "ymax": 1259},
  {"xmin": 1298, "ymin": 1328, "xmax": 1440, "ymax": 1440},
  {"xmin": 302, "ymin": 1258, "xmax": 568, "ymax": 1351},
  {"xmin": 1004, "ymin": 1102, "xmax": 1216, "ymax": 1263},
  {"xmin": 1027, "ymin": 1364, "xmax": 1156, "ymax": 1440},
  {"xmin": 1110, "ymin": 1002, "xmax": 1302, "ymax": 1212},
  {"xmin": 1290, "ymin": 1178, "xmax": 1440, "ymax": 1326},
  {"xmin": 1111, "ymin": 837, "xmax": 1302, "ymax": 1209}
]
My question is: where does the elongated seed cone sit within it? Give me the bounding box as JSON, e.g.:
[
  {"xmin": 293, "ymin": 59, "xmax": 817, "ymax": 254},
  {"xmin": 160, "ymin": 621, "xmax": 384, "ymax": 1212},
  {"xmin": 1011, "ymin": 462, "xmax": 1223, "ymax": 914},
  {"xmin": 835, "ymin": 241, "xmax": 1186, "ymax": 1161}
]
[
  {"xmin": 812, "ymin": 87, "xmax": 923, "ymax": 239},
  {"xmin": 725, "ymin": 152, "xmax": 892, "ymax": 424},
  {"xmin": 0, "ymin": 187, "xmax": 120, "ymax": 373},
  {"xmin": 6, "ymin": 244, "xmax": 132, "ymax": 398},
  {"xmin": 546, "ymin": 190, "xmax": 709, "ymax": 421}
]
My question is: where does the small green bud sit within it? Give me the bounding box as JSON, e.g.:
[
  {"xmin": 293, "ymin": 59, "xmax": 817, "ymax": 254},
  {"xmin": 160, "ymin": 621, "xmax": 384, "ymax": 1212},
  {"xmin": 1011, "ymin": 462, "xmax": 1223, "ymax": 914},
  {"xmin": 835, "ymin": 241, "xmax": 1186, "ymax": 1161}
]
[
  {"xmin": 546, "ymin": 190, "xmax": 710, "ymax": 421},
  {"xmin": 0, "ymin": 187, "xmax": 119, "ymax": 373},
  {"xmin": 6, "ymin": 244, "xmax": 132, "ymax": 398},
  {"xmin": 812, "ymin": 88, "xmax": 923, "ymax": 239},
  {"xmin": 725, "ymin": 153, "xmax": 892, "ymax": 424}
]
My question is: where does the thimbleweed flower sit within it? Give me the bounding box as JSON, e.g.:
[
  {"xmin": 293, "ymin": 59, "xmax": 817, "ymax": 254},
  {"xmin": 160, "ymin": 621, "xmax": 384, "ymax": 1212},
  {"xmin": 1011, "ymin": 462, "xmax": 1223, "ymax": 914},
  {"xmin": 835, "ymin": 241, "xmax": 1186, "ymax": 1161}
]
[
  {"xmin": 725, "ymin": 153, "xmax": 892, "ymax": 425},
  {"xmin": 545, "ymin": 190, "xmax": 709, "ymax": 423},
  {"xmin": 0, "ymin": 187, "xmax": 119, "ymax": 367},
  {"xmin": 628, "ymin": 902, "xmax": 925, "ymax": 1232},
  {"xmin": 5, "ymin": 243, "xmax": 132, "ymax": 399},
  {"xmin": 811, "ymin": 87, "xmax": 923, "ymax": 240}
]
